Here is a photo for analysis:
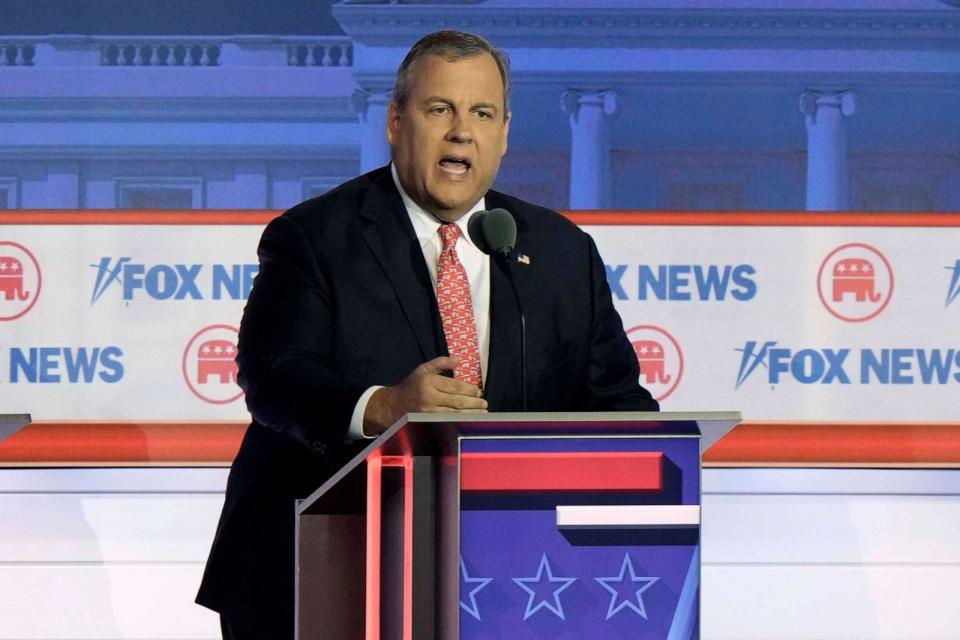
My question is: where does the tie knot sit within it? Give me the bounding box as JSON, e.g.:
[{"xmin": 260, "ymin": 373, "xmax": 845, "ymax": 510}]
[{"xmin": 439, "ymin": 223, "xmax": 461, "ymax": 250}]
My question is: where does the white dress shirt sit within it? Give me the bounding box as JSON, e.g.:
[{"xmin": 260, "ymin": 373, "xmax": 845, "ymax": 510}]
[{"xmin": 346, "ymin": 164, "xmax": 491, "ymax": 439}]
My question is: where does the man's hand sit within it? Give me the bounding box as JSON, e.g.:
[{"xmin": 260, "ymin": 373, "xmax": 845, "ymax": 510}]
[{"xmin": 363, "ymin": 357, "xmax": 487, "ymax": 436}]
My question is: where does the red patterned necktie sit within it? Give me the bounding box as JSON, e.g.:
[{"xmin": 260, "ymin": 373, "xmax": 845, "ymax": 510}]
[{"xmin": 436, "ymin": 223, "xmax": 482, "ymax": 388}]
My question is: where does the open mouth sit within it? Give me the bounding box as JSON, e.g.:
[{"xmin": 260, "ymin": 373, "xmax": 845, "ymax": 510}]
[{"xmin": 439, "ymin": 156, "xmax": 471, "ymax": 176}]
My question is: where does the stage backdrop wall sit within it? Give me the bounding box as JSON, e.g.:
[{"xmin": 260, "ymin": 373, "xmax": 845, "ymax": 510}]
[{"xmin": 1, "ymin": 211, "xmax": 958, "ymax": 423}]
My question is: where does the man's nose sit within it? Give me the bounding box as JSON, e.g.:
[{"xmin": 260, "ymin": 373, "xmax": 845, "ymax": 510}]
[{"xmin": 446, "ymin": 112, "xmax": 473, "ymax": 143}]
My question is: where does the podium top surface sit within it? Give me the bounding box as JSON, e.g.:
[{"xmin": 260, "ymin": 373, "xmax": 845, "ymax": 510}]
[
  {"xmin": 0, "ymin": 414, "xmax": 31, "ymax": 444},
  {"xmin": 299, "ymin": 411, "xmax": 740, "ymax": 516},
  {"xmin": 388, "ymin": 411, "xmax": 739, "ymax": 450},
  {"xmin": 396, "ymin": 410, "xmax": 738, "ymax": 423}
]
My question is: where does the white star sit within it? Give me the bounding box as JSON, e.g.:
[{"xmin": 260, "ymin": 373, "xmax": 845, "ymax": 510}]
[
  {"xmin": 595, "ymin": 554, "xmax": 660, "ymax": 620},
  {"xmin": 0, "ymin": 262, "xmax": 6, "ymax": 271},
  {"xmin": 836, "ymin": 263, "xmax": 847, "ymax": 273},
  {"xmin": 9, "ymin": 262, "xmax": 18, "ymax": 272},
  {"xmin": 512, "ymin": 554, "xmax": 577, "ymax": 621},
  {"xmin": 459, "ymin": 557, "xmax": 492, "ymax": 622},
  {"xmin": 652, "ymin": 346, "xmax": 662, "ymax": 355},
  {"xmin": 213, "ymin": 345, "xmax": 223, "ymax": 354},
  {"xmin": 639, "ymin": 345, "xmax": 649, "ymax": 355},
  {"xmin": 201, "ymin": 346, "xmax": 211, "ymax": 354}
]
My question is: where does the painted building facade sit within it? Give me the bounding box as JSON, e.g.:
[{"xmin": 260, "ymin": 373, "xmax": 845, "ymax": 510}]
[{"xmin": 1, "ymin": 0, "xmax": 958, "ymax": 213}]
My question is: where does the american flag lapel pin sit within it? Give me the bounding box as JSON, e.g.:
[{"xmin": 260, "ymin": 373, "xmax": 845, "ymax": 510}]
[{"xmin": 516, "ymin": 253, "xmax": 531, "ymax": 265}]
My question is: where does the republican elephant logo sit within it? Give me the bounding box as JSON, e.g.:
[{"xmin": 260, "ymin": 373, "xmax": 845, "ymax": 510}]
[
  {"xmin": 817, "ymin": 243, "xmax": 893, "ymax": 323},
  {"xmin": 0, "ymin": 242, "xmax": 42, "ymax": 321},
  {"xmin": 632, "ymin": 339, "xmax": 672, "ymax": 385},
  {"xmin": 182, "ymin": 325, "xmax": 244, "ymax": 405},
  {"xmin": 625, "ymin": 325, "xmax": 684, "ymax": 404},
  {"xmin": 832, "ymin": 258, "xmax": 881, "ymax": 303},
  {"xmin": 197, "ymin": 339, "xmax": 238, "ymax": 384},
  {"xmin": 0, "ymin": 257, "xmax": 29, "ymax": 301}
]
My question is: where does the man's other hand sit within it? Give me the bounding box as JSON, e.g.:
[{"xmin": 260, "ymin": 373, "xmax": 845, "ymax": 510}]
[{"xmin": 363, "ymin": 357, "xmax": 487, "ymax": 436}]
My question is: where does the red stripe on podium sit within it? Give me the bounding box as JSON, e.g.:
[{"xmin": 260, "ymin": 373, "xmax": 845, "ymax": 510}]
[
  {"xmin": 365, "ymin": 452, "xmax": 383, "ymax": 640},
  {"xmin": 459, "ymin": 451, "xmax": 663, "ymax": 491}
]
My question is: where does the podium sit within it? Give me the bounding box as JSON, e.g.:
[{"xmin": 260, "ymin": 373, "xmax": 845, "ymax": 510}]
[{"xmin": 296, "ymin": 411, "xmax": 739, "ymax": 640}]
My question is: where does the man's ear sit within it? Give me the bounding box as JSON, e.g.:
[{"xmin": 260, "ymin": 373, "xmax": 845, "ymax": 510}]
[
  {"xmin": 386, "ymin": 101, "xmax": 401, "ymax": 146},
  {"xmin": 500, "ymin": 112, "xmax": 511, "ymax": 157}
]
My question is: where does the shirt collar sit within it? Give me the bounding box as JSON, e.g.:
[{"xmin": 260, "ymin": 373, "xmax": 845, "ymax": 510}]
[{"xmin": 390, "ymin": 163, "xmax": 486, "ymax": 247}]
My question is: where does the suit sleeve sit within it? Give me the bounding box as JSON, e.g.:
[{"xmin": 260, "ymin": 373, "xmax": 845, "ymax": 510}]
[
  {"xmin": 583, "ymin": 233, "xmax": 660, "ymax": 411},
  {"xmin": 236, "ymin": 214, "xmax": 369, "ymax": 456}
]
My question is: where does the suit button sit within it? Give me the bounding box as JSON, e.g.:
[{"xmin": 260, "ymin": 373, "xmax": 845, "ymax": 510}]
[{"xmin": 309, "ymin": 440, "xmax": 326, "ymax": 455}]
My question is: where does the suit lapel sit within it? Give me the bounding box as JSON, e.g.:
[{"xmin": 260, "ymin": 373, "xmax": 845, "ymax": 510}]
[{"xmin": 358, "ymin": 169, "xmax": 445, "ymax": 363}]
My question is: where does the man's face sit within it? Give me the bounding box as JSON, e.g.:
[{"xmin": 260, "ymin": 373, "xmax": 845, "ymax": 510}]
[{"xmin": 388, "ymin": 52, "xmax": 510, "ymax": 222}]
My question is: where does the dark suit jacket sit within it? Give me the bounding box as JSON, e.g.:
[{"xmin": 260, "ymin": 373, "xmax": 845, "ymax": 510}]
[{"xmin": 196, "ymin": 166, "xmax": 658, "ymax": 636}]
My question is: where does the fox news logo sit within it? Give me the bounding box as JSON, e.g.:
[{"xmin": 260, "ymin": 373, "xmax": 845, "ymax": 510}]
[
  {"xmin": 606, "ymin": 264, "xmax": 757, "ymax": 301},
  {"xmin": 2, "ymin": 346, "xmax": 124, "ymax": 383},
  {"xmin": 90, "ymin": 257, "xmax": 258, "ymax": 304},
  {"xmin": 946, "ymin": 259, "xmax": 960, "ymax": 308},
  {"xmin": 735, "ymin": 341, "xmax": 960, "ymax": 388}
]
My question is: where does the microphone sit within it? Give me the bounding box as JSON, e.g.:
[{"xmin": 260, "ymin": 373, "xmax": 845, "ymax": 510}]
[
  {"xmin": 468, "ymin": 208, "xmax": 527, "ymax": 411},
  {"xmin": 467, "ymin": 208, "xmax": 516, "ymax": 258}
]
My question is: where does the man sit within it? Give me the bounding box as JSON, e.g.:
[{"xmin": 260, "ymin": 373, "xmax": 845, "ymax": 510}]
[{"xmin": 197, "ymin": 30, "xmax": 658, "ymax": 639}]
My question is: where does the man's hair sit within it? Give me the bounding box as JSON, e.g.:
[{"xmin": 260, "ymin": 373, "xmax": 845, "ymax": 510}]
[{"xmin": 392, "ymin": 30, "xmax": 511, "ymax": 117}]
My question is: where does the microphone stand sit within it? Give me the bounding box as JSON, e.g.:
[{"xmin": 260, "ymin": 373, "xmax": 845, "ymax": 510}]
[{"xmin": 498, "ymin": 248, "xmax": 527, "ymax": 412}]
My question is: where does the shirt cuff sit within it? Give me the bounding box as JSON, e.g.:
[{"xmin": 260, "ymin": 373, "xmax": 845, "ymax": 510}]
[{"xmin": 347, "ymin": 385, "xmax": 385, "ymax": 441}]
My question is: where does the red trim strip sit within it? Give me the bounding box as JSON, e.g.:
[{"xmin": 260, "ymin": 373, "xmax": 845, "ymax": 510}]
[
  {"xmin": 2, "ymin": 421, "xmax": 959, "ymax": 467},
  {"xmin": 0, "ymin": 211, "xmax": 280, "ymax": 225},
  {"xmin": 1, "ymin": 210, "xmax": 958, "ymax": 227},
  {"xmin": 460, "ymin": 451, "xmax": 663, "ymax": 491},
  {"xmin": 704, "ymin": 422, "xmax": 960, "ymax": 465},
  {"xmin": 365, "ymin": 452, "xmax": 382, "ymax": 640},
  {"xmin": 0, "ymin": 422, "xmax": 246, "ymax": 464},
  {"xmin": 402, "ymin": 457, "xmax": 413, "ymax": 640},
  {"xmin": 562, "ymin": 211, "xmax": 960, "ymax": 227}
]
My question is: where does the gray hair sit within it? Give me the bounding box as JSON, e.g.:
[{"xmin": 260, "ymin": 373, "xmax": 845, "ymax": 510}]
[{"xmin": 392, "ymin": 30, "xmax": 511, "ymax": 118}]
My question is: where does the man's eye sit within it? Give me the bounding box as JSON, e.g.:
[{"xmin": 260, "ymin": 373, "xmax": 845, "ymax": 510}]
[
  {"xmin": 476, "ymin": 110, "xmax": 493, "ymax": 120},
  {"xmin": 430, "ymin": 106, "xmax": 450, "ymax": 115}
]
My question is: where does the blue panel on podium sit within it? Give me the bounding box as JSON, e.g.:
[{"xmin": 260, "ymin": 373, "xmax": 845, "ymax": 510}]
[{"xmin": 459, "ymin": 436, "xmax": 700, "ymax": 639}]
